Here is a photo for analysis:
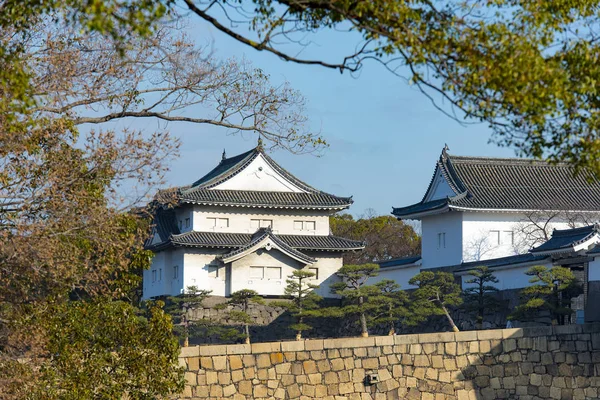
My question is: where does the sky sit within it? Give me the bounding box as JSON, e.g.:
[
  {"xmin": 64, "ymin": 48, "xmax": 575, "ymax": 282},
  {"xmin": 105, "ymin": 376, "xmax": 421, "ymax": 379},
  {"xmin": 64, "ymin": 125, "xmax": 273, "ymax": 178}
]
[{"xmin": 113, "ymin": 12, "xmax": 517, "ymax": 217}]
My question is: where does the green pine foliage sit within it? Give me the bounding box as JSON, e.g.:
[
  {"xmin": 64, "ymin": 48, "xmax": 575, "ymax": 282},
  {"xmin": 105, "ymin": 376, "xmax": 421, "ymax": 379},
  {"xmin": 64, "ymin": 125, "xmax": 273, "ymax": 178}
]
[
  {"xmin": 511, "ymin": 266, "xmax": 583, "ymax": 325},
  {"xmin": 220, "ymin": 289, "xmax": 265, "ymax": 344},
  {"xmin": 330, "ymin": 263, "xmax": 380, "ymax": 337},
  {"xmin": 408, "ymin": 271, "xmax": 463, "ymax": 332},
  {"xmin": 165, "ymin": 286, "xmax": 212, "ymax": 346},
  {"xmin": 273, "ymin": 270, "xmax": 323, "ymax": 340},
  {"xmin": 462, "ymin": 266, "xmax": 500, "ymax": 329},
  {"xmin": 370, "ymin": 279, "xmax": 409, "ymax": 335}
]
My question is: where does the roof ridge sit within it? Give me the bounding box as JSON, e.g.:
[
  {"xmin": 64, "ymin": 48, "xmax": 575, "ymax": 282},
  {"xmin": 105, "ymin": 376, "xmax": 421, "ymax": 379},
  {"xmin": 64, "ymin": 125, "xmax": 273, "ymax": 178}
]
[
  {"xmin": 188, "ymin": 148, "xmax": 258, "ymax": 189},
  {"xmin": 447, "ymin": 154, "xmax": 572, "ymax": 165},
  {"xmin": 551, "ymin": 223, "xmax": 599, "ymax": 236}
]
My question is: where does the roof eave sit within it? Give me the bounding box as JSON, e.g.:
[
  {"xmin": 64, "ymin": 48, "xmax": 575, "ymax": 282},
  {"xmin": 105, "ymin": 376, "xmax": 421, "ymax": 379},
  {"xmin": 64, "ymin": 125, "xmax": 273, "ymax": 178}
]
[
  {"xmin": 392, "ymin": 204, "xmax": 451, "ymax": 220},
  {"xmin": 180, "ymin": 198, "xmax": 352, "ymax": 210}
]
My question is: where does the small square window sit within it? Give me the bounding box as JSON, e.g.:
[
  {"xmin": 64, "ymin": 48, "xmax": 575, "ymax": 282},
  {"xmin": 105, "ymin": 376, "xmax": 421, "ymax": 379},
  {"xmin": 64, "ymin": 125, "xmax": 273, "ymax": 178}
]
[
  {"xmin": 437, "ymin": 232, "xmax": 446, "ymax": 249},
  {"xmin": 151, "ymin": 270, "xmax": 157, "ymax": 282},
  {"xmin": 251, "ymin": 219, "xmax": 260, "ymax": 229},
  {"xmin": 261, "ymin": 219, "xmax": 273, "ymax": 228},
  {"xmin": 249, "ymin": 266, "xmax": 264, "ymax": 279},
  {"xmin": 501, "ymin": 231, "xmax": 514, "ymax": 245},
  {"xmin": 185, "ymin": 218, "xmax": 190, "ymax": 228},
  {"xmin": 489, "ymin": 230, "xmax": 500, "ymax": 246},
  {"xmin": 218, "ymin": 218, "xmax": 229, "ymax": 228},
  {"xmin": 305, "ymin": 221, "xmax": 316, "ymax": 230},
  {"xmin": 173, "ymin": 265, "xmax": 179, "ymax": 279},
  {"xmin": 266, "ymin": 267, "xmax": 282, "ymax": 280},
  {"xmin": 178, "ymin": 220, "xmax": 183, "ymax": 230}
]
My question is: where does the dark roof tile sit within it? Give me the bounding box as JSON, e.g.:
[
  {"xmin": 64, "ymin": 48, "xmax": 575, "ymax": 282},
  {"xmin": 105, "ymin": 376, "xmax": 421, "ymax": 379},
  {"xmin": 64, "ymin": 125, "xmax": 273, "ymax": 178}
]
[
  {"xmin": 221, "ymin": 228, "xmax": 316, "ymax": 264},
  {"xmin": 394, "ymin": 149, "xmax": 600, "ymax": 218},
  {"xmin": 378, "ymin": 256, "xmax": 421, "ymax": 269},
  {"xmin": 177, "ymin": 146, "xmax": 352, "ymax": 209},
  {"xmin": 180, "ymin": 189, "xmax": 351, "ymax": 209},
  {"xmin": 531, "ymin": 224, "xmax": 600, "ymax": 254},
  {"xmin": 148, "ymin": 231, "xmax": 364, "ymax": 252}
]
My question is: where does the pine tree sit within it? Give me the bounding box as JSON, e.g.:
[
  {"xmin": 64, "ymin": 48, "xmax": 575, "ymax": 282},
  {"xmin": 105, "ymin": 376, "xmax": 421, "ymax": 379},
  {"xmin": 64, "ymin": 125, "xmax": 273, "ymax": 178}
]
[
  {"xmin": 165, "ymin": 286, "xmax": 212, "ymax": 347},
  {"xmin": 330, "ymin": 263, "xmax": 380, "ymax": 337},
  {"xmin": 511, "ymin": 266, "xmax": 583, "ymax": 325},
  {"xmin": 408, "ymin": 271, "xmax": 463, "ymax": 332},
  {"xmin": 462, "ymin": 266, "xmax": 500, "ymax": 329},
  {"xmin": 221, "ymin": 289, "xmax": 265, "ymax": 344},
  {"xmin": 273, "ymin": 270, "xmax": 323, "ymax": 340},
  {"xmin": 371, "ymin": 279, "xmax": 409, "ymax": 335}
]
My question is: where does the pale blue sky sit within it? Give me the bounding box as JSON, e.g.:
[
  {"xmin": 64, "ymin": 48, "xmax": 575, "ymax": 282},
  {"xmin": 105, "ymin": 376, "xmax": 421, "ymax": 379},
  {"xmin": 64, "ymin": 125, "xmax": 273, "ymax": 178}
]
[{"xmin": 116, "ymin": 14, "xmax": 517, "ymax": 216}]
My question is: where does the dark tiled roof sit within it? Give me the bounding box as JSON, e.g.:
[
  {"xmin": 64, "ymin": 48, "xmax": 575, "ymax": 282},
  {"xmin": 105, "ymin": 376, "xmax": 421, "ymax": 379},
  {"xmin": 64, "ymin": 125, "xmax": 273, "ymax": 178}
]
[
  {"xmin": 191, "ymin": 149, "xmax": 255, "ymax": 188},
  {"xmin": 378, "ymin": 256, "xmax": 422, "ymax": 269},
  {"xmin": 221, "ymin": 228, "xmax": 316, "ymax": 264},
  {"xmin": 277, "ymin": 234, "xmax": 365, "ymax": 251},
  {"xmin": 392, "ymin": 198, "xmax": 450, "ymax": 218},
  {"xmin": 179, "ymin": 189, "xmax": 351, "ymax": 209},
  {"xmin": 149, "ymin": 231, "xmax": 365, "ymax": 252},
  {"xmin": 144, "ymin": 209, "xmax": 180, "ymax": 248},
  {"xmin": 393, "ymin": 147, "xmax": 600, "ymax": 218},
  {"xmin": 531, "ymin": 224, "xmax": 600, "ymax": 254},
  {"xmin": 588, "ymin": 245, "xmax": 600, "ymax": 254},
  {"xmin": 178, "ymin": 146, "xmax": 352, "ymax": 210},
  {"xmin": 435, "ymin": 253, "xmax": 551, "ymax": 273}
]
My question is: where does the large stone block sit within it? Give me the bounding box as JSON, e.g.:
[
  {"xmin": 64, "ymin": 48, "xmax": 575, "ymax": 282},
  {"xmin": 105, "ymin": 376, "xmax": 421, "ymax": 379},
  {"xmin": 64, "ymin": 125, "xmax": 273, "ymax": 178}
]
[
  {"xmin": 180, "ymin": 346, "xmax": 199, "ymax": 358},
  {"xmin": 251, "ymin": 342, "xmax": 281, "ymax": 354},
  {"xmin": 227, "ymin": 344, "xmax": 251, "ymax": 355},
  {"xmin": 198, "ymin": 344, "xmax": 227, "ymax": 356},
  {"xmin": 477, "ymin": 329, "xmax": 503, "ymax": 340},
  {"xmin": 394, "ymin": 334, "xmax": 419, "ymax": 345}
]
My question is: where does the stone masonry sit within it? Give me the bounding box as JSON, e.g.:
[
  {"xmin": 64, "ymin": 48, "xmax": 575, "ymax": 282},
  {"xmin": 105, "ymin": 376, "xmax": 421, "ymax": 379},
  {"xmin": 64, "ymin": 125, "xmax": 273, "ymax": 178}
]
[{"xmin": 178, "ymin": 324, "xmax": 600, "ymax": 400}]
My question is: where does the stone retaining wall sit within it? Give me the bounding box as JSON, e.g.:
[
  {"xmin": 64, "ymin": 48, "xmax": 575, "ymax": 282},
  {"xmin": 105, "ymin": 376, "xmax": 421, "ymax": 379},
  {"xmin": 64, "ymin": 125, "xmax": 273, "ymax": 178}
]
[{"xmin": 178, "ymin": 324, "xmax": 600, "ymax": 399}]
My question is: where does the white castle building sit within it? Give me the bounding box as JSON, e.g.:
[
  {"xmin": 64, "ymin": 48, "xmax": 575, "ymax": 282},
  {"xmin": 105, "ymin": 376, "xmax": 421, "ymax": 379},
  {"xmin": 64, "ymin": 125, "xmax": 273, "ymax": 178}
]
[
  {"xmin": 378, "ymin": 146, "xmax": 600, "ymax": 322},
  {"xmin": 143, "ymin": 141, "xmax": 364, "ymax": 299}
]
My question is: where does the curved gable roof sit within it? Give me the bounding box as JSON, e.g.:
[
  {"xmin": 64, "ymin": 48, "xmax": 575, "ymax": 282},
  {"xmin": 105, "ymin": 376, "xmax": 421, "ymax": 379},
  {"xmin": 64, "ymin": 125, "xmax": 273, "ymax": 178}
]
[
  {"xmin": 394, "ymin": 147, "xmax": 600, "ymax": 219},
  {"xmin": 179, "ymin": 144, "xmax": 352, "ymax": 210},
  {"xmin": 221, "ymin": 227, "xmax": 316, "ymax": 265}
]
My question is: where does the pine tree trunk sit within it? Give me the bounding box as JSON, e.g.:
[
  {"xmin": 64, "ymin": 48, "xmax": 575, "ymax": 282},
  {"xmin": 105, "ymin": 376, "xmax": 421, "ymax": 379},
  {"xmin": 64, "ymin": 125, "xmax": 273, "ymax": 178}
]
[
  {"xmin": 296, "ymin": 332, "xmax": 302, "ymax": 341},
  {"xmin": 359, "ymin": 295, "xmax": 368, "ymax": 337},
  {"xmin": 388, "ymin": 324, "xmax": 395, "ymax": 336},
  {"xmin": 442, "ymin": 305, "xmax": 460, "ymax": 332},
  {"xmin": 244, "ymin": 323, "xmax": 250, "ymax": 344}
]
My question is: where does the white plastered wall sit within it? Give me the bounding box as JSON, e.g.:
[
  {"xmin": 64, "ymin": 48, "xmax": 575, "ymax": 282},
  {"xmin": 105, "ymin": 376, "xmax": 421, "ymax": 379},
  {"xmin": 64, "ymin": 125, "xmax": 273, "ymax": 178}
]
[
  {"xmin": 461, "ymin": 212, "xmax": 572, "ymax": 262},
  {"xmin": 423, "ymin": 168, "xmax": 456, "ymax": 202},
  {"xmin": 213, "ymin": 154, "xmax": 305, "ymax": 192},
  {"xmin": 183, "ymin": 249, "xmax": 226, "ymax": 296},
  {"xmin": 192, "ymin": 205, "xmax": 331, "ymax": 235},
  {"xmin": 229, "ymin": 249, "xmax": 303, "ymax": 296},
  {"xmin": 143, "ymin": 248, "xmax": 185, "ymax": 299},
  {"xmin": 421, "ymin": 212, "xmax": 463, "ymax": 268},
  {"xmin": 302, "ymin": 252, "xmax": 343, "ymax": 298},
  {"xmin": 460, "ymin": 262, "xmax": 553, "ymax": 290},
  {"xmin": 589, "ymin": 256, "xmax": 600, "ymax": 281},
  {"xmin": 371, "ymin": 265, "xmax": 420, "ymax": 289}
]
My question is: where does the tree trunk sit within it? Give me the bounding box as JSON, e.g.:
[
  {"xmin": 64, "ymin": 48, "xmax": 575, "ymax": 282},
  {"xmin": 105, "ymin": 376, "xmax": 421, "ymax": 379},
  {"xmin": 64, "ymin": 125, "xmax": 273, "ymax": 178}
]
[
  {"xmin": 183, "ymin": 336, "xmax": 189, "ymax": 347},
  {"xmin": 388, "ymin": 324, "xmax": 395, "ymax": 336},
  {"xmin": 442, "ymin": 305, "xmax": 460, "ymax": 332},
  {"xmin": 296, "ymin": 332, "xmax": 302, "ymax": 341},
  {"xmin": 244, "ymin": 323, "xmax": 250, "ymax": 344},
  {"xmin": 359, "ymin": 296, "xmax": 368, "ymax": 337}
]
